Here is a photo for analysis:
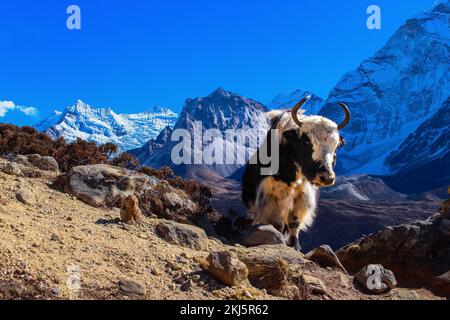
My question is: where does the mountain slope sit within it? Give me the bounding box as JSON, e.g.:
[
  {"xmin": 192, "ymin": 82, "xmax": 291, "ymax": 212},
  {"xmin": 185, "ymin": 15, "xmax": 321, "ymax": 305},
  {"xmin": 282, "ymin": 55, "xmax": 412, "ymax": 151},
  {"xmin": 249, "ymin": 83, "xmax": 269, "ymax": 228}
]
[
  {"xmin": 320, "ymin": 2, "xmax": 450, "ymax": 175},
  {"xmin": 382, "ymin": 96, "xmax": 450, "ymax": 193},
  {"xmin": 268, "ymin": 90, "xmax": 323, "ymax": 115},
  {"xmin": 136, "ymin": 88, "xmax": 269, "ymax": 178},
  {"xmin": 35, "ymin": 100, "xmax": 178, "ymax": 151}
]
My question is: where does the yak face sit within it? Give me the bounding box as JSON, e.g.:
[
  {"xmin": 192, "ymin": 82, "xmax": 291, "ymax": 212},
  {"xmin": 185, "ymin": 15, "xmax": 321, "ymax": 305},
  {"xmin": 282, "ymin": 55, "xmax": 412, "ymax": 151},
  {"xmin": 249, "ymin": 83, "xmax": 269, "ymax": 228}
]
[{"xmin": 282, "ymin": 116, "xmax": 345, "ymax": 187}]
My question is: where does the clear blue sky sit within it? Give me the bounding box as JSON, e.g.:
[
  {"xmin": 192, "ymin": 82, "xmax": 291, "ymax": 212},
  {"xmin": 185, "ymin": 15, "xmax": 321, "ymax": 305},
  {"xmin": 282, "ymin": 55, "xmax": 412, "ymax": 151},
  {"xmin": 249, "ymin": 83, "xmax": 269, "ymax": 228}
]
[{"xmin": 0, "ymin": 0, "xmax": 438, "ymax": 125}]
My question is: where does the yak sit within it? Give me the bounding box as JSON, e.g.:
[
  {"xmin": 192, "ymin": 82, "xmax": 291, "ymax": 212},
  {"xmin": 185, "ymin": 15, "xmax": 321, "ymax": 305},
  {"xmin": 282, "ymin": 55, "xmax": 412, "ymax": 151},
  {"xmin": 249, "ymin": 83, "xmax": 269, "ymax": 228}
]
[{"xmin": 242, "ymin": 96, "xmax": 351, "ymax": 251}]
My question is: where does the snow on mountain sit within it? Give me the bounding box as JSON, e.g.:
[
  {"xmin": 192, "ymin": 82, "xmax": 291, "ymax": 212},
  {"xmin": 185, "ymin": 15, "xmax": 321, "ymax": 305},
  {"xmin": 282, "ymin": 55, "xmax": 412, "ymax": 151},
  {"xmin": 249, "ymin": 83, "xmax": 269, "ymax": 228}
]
[
  {"xmin": 137, "ymin": 88, "xmax": 270, "ymax": 178},
  {"xmin": 319, "ymin": 1, "xmax": 450, "ymax": 175},
  {"xmin": 381, "ymin": 96, "xmax": 450, "ymax": 194},
  {"xmin": 34, "ymin": 100, "xmax": 178, "ymax": 151},
  {"xmin": 268, "ymin": 90, "xmax": 323, "ymax": 115}
]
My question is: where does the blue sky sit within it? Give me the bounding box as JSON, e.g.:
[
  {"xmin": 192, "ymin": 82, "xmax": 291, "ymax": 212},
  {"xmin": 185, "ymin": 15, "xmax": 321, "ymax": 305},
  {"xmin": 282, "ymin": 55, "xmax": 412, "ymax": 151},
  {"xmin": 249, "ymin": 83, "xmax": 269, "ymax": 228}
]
[{"xmin": 0, "ymin": 0, "xmax": 439, "ymax": 125}]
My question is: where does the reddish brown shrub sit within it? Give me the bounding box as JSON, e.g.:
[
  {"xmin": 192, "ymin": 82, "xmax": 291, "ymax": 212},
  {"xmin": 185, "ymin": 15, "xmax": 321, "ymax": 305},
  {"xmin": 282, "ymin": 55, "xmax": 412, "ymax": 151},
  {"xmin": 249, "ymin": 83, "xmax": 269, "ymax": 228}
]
[{"xmin": 110, "ymin": 152, "xmax": 140, "ymax": 170}]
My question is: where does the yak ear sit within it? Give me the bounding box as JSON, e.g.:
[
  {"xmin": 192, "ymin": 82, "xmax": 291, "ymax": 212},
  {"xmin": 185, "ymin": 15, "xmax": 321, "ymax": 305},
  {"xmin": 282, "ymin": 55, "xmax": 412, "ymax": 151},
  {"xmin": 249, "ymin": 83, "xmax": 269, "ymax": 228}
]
[{"xmin": 339, "ymin": 136, "xmax": 347, "ymax": 147}]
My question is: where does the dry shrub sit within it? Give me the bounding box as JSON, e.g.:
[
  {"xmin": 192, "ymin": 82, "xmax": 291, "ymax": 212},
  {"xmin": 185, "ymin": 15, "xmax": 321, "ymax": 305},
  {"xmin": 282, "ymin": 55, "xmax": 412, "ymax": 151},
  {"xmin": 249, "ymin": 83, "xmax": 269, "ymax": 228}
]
[
  {"xmin": 138, "ymin": 166, "xmax": 212, "ymax": 207},
  {"xmin": 0, "ymin": 124, "xmax": 137, "ymax": 172}
]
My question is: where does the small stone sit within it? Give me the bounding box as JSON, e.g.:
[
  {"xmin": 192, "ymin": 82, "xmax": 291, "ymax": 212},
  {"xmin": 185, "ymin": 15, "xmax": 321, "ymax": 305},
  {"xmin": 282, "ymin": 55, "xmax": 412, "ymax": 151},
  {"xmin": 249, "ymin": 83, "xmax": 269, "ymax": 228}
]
[
  {"xmin": 191, "ymin": 274, "xmax": 201, "ymax": 282},
  {"xmin": 50, "ymin": 234, "xmax": 61, "ymax": 242},
  {"xmin": 354, "ymin": 264, "xmax": 397, "ymax": 294},
  {"xmin": 201, "ymin": 251, "xmax": 249, "ymax": 287},
  {"xmin": 120, "ymin": 195, "xmax": 144, "ymax": 224},
  {"xmin": 150, "ymin": 267, "xmax": 162, "ymax": 276},
  {"xmin": 118, "ymin": 279, "xmax": 146, "ymax": 296},
  {"xmin": 50, "ymin": 287, "xmax": 61, "ymax": 296},
  {"xmin": 302, "ymin": 274, "xmax": 327, "ymax": 295},
  {"xmin": 241, "ymin": 224, "xmax": 285, "ymax": 247},
  {"xmin": 15, "ymin": 190, "xmax": 36, "ymax": 205}
]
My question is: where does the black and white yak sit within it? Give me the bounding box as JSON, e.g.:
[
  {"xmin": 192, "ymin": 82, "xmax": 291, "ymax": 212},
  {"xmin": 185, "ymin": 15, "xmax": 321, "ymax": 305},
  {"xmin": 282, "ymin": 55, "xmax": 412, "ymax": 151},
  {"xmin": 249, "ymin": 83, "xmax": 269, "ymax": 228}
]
[{"xmin": 242, "ymin": 96, "xmax": 351, "ymax": 251}]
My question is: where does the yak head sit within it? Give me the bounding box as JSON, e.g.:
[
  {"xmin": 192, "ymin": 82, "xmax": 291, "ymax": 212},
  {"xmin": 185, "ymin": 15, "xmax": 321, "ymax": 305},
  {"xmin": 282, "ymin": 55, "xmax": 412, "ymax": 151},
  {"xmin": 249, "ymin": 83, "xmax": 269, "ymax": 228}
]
[{"xmin": 269, "ymin": 96, "xmax": 351, "ymax": 187}]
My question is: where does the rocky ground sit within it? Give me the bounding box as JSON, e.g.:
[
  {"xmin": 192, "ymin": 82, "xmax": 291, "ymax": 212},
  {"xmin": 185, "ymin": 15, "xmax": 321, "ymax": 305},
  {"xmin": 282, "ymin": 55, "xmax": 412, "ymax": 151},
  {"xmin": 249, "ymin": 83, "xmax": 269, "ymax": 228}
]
[{"xmin": 0, "ymin": 156, "xmax": 447, "ymax": 300}]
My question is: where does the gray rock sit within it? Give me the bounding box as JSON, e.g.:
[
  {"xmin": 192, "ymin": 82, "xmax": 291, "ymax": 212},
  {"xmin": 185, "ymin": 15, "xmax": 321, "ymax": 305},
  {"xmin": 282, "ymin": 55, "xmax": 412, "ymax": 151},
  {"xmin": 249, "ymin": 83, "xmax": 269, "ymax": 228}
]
[
  {"xmin": 63, "ymin": 165, "xmax": 197, "ymax": 218},
  {"xmin": 241, "ymin": 224, "xmax": 285, "ymax": 247},
  {"xmin": 305, "ymin": 245, "xmax": 348, "ymax": 274},
  {"xmin": 1, "ymin": 162, "xmax": 22, "ymax": 176},
  {"xmin": 118, "ymin": 279, "xmax": 146, "ymax": 296},
  {"xmin": 202, "ymin": 251, "xmax": 249, "ymax": 286},
  {"xmin": 14, "ymin": 154, "xmax": 59, "ymax": 172},
  {"xmin": 50, "ymin": 287, "xmax": 61, "ymax": 296},
  {"xmin": 354, "ymin": 264, "xmax": 397, "ymax": 294},
  {"xmin": 50, "ymin": 234, "xmax": 62, "ymax": 242},
  {"xmin": 155, "ymin": 220, "xmax": 208, "ymax": 250},
  {"xmin": 15, "ymin": 190, "xmax": 36, "ymax": 205}
]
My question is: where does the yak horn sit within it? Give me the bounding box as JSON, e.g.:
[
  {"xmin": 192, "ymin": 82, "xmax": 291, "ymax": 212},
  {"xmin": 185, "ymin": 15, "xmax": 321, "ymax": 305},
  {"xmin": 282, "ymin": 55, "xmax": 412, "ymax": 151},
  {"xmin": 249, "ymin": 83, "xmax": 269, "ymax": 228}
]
[
  {"xmin": 337, "ymin": 103, "xmax": 351, "ymax": 130},
  {"xmin": 291, "ymin": 95, "xmax": 311, "ymax": 128}
]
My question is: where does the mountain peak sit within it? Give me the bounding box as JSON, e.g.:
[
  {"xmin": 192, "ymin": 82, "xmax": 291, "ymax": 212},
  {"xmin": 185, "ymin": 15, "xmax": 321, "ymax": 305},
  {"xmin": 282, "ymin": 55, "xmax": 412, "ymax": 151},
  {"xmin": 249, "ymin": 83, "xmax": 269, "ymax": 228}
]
[{"xmin": 208, "ymin": 87, "xmax": 231, "ymax": 98}]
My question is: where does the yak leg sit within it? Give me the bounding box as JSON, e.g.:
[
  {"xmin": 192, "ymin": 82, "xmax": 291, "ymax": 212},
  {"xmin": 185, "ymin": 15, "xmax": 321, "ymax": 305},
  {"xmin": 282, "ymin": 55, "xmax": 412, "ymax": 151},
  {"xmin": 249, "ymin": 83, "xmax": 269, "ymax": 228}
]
[{"xmin": 287, "ymin": 215, "xmax": 301, "ymax": 252}]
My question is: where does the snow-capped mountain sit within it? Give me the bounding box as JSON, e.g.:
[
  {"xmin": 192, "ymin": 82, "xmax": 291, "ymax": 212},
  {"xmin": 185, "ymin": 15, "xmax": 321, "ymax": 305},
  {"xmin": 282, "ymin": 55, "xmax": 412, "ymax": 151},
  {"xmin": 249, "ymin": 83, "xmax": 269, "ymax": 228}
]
[
  {"xmin": 136, "ymin": 88, "xmax": 269, "ymax": 178},
  {"xmin": 268, "ymin": 90, "xmax": 323, "ymax": 115},
  {"xmin": 382, "ymin": 96, "xmax": 450, "ymax": 194},
  {"xmin": 34, "ymin": 100, "xmax": 178, "ymax": 151},
  {"xmin": 319, "ymin": 1, "xmax": 450, "ymax": 175}
]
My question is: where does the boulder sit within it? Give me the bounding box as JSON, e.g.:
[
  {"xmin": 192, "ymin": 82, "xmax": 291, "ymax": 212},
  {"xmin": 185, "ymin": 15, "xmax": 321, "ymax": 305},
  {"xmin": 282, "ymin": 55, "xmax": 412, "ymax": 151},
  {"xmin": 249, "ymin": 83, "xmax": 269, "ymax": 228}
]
[
  {"xmin": 354, "ymin": 264, "xmax": 397, "ymax": 294},
  {"xmin": 241, "ymin": 225, "xmax": 286, "ymax": 247},
  {"xmin": 155, "ymin": 220, "xmax": 208, "ymax": 250},
  {"xmin": 235, "ymin": 246, "xmax": 310, "ymax": 299},
  {"xmin": 236, "ymin": 245, "xmax": 306, "ymax": 278},
  {"xmin": 14, "ymin": 154, "xmax": 59, "ymax": 172},
  {"xmin": 120, "ymin": 195, "xmax": 144, "ymax": 224},
  {"xmin": 202, "ymin": 251, "xmax": 249, "ymax": 286},
  {"xmin": 63, "ymin": 165, "xmax": 198, "ymax": 223},
  {"xmin": 305, "ymin": 245, "xmax": 348, "ymax": 274}
]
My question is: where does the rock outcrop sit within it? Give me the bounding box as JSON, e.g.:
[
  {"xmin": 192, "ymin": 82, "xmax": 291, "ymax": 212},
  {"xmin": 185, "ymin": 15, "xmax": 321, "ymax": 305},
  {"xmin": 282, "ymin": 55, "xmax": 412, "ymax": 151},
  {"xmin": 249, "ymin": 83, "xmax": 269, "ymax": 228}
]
[
  {"xmin": 1, "ymin": 154, "xmax": 59, "ymax": 179},
  {"xmin": 62, "ymin": 164, "xmax": 199, "ymax": 223},
  {"xmin": 337, "ymin": 204, "xmax": 450, "ymax": 297}
]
